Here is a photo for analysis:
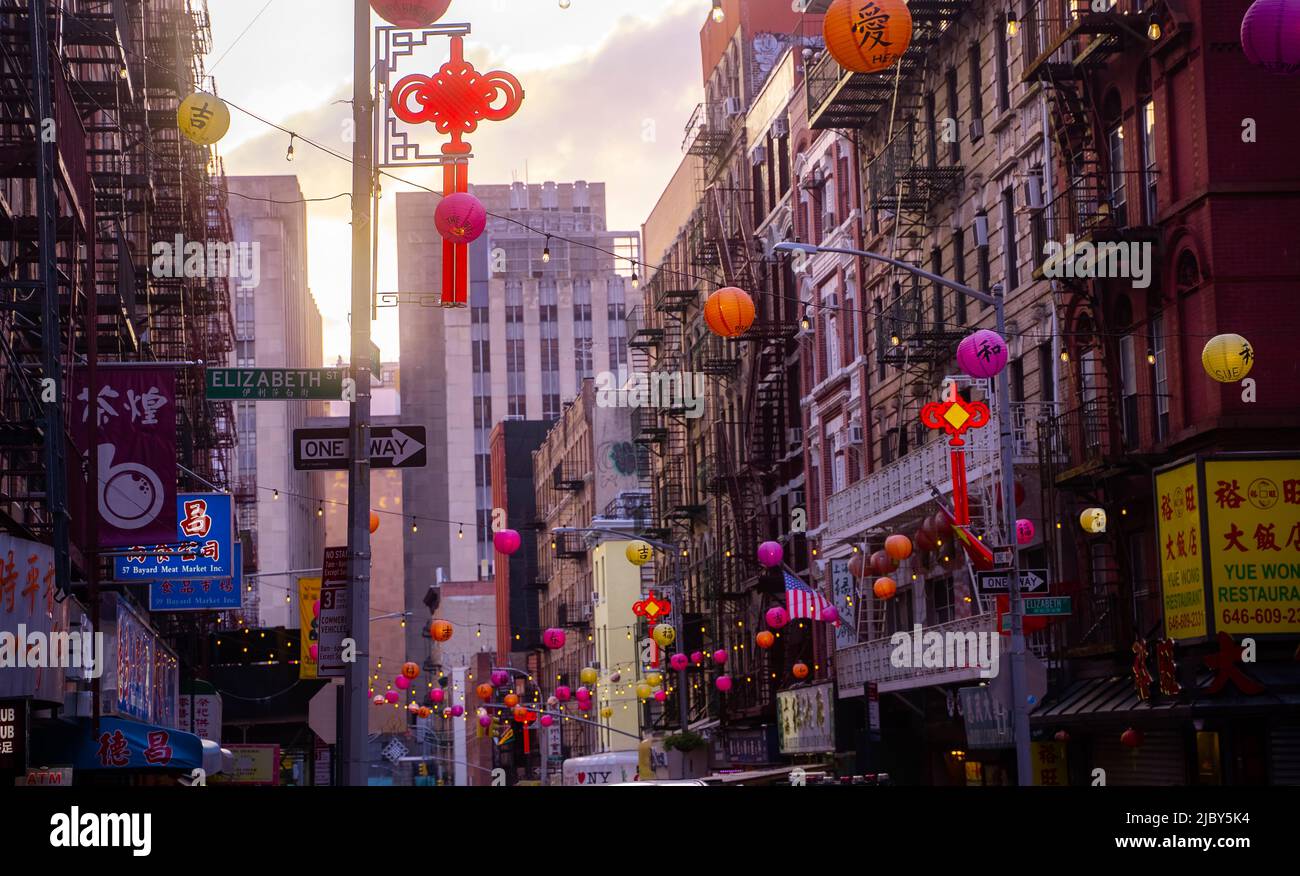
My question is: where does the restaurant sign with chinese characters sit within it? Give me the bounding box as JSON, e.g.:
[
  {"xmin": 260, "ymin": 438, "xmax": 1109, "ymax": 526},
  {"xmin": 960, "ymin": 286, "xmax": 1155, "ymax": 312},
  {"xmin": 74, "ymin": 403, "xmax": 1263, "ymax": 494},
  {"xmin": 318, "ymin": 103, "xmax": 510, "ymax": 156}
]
[
  {"xmin": 1154, "ymin": 454, "xmax": 1300, "ymax": 640},
  {"xmin": 777, "ymin": 682, "xmax": 835, "ymax": 755},
  {"xmin": 113, "ymin": 493, "xmax": 234, "ymax": 581},
  {"xmin": 47, "ymin": 717, "xmax": 202, "ymax": 771},
  {"xmin": 0, "ymin": 534, "xmax": 71, "ymax": 702},
  {"xmin": 102, "ymin": 594, "xmax": 179, "ymax": 728}
]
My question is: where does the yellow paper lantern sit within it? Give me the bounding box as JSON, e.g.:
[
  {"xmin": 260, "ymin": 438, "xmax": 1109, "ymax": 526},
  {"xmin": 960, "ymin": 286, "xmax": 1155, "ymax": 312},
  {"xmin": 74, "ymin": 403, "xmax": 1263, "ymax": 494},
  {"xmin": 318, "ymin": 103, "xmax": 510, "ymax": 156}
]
[
  {"xmin": 579, "ymin": 667, "xmax": 598, "ymax": 685},
  {"xmin": 177, "ymin": 92, "xmax": 231, "ymax": 146},
  {"xmin": 1201, "ymin": 333, "xmax": 1254, "ymax": 383},
  {"xmin": 645, "ymin": 672, "xmax": 663, "ymax": 688},
  {"xmin": 600, "ymin": 707, "xmax": 613, "ymax": 719},
  {"xmin": 652, "ymin": 624, "xmax": 676, "ymax": 648},
  {"xmin": 626, "ymin": 540, "xmax": 653, "ymax": 566},
  {"xmin": 1079, "ymin": 507, "xmax": 1107, "ymax": 533},
  {"xmin": 636, "ymin": 683, "xmax": 653, "ymax": 700}
]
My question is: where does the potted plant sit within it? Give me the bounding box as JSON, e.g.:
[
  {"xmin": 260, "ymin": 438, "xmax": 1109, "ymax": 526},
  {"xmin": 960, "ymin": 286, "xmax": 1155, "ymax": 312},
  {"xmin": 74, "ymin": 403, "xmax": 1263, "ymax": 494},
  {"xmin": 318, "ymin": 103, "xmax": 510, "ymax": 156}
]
[{"xmin": 662, "ymin": 731, "xmax": 709, "ymax": 778}]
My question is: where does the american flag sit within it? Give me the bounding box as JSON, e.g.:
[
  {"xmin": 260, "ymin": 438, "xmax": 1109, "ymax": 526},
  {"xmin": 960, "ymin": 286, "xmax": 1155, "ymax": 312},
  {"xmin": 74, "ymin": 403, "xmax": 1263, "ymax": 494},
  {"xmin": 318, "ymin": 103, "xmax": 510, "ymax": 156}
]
[{"xmin": 785, "ymin": 570, "xmax": 833, "ymax": 620}]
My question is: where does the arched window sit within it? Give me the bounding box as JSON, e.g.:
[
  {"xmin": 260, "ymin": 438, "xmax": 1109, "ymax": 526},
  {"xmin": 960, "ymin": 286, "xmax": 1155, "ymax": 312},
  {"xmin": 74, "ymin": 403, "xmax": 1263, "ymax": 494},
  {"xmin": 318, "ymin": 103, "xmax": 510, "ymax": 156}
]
[
  {"xmin": 1101, "ymin": 90, "xmax": 1128, "ymax": 226},
  {"xmin": 1176, "ymin": 249, "xmax": 1202, "ymax": 291}
]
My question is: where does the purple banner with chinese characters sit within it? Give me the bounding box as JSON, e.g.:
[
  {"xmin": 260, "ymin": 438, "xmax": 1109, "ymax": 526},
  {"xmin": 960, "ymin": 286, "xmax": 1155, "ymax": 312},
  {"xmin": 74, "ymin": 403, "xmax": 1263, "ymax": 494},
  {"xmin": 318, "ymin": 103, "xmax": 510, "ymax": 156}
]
[{"xmin": 70, "ymin": 367, "xmax": 177, "ymax": 549}]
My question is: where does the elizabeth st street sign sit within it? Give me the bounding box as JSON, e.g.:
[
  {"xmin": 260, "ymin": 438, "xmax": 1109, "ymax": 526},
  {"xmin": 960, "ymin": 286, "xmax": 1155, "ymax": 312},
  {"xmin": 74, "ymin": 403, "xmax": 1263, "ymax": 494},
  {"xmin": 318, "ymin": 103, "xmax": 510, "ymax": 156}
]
[
  {"xmin": 293, "ymin": 426, "xmax": 427, "ymax": 471},
  {"xmin": 205, "ymin": 367, "xmax": 345, "ymax": 400}
]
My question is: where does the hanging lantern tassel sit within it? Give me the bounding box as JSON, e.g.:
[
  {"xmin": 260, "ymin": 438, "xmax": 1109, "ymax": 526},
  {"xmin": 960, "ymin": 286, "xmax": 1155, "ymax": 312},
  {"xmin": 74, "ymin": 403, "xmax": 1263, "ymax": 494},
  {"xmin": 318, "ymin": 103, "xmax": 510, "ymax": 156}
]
[{"xmin": 442, "ymin": 160, "xmax": 470, "ymax": 307}]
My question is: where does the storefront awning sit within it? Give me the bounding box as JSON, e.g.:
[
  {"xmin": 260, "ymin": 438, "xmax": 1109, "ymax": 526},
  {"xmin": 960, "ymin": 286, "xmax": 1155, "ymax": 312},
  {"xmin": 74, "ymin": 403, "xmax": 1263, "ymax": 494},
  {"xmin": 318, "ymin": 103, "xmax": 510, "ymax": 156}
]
[
  {"xmin": 1032, "ymin": 669, "xmax": 1300, "ymax": 726},
  {"xmin": 31, "ymin": 716, "xmax": 206, "ymax": 771}
]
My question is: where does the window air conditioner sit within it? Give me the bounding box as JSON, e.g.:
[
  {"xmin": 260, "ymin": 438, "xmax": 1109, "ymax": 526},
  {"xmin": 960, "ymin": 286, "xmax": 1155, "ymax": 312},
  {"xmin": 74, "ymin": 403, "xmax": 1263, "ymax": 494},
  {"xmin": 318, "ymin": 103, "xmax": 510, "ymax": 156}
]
[{"xmin": 849, "ymin": 424, "xmax": 865, "ymax": 445}]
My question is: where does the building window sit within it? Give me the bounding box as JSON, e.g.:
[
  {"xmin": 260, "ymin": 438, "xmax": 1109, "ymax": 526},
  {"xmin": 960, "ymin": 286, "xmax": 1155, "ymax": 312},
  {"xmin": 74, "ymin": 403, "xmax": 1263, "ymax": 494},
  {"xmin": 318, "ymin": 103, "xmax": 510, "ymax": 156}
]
[
  {"xmin": 968, "ymin": 44, "xmax": 984, "ymax": 142},
  {"xmin": 924, "ymin": 91, "xmax": 938, "ymax": 168},
  {"xmin": 1119, "ymin": 332, "xmax": 1139, "ymax": 447},
  {"xmin": 1140, "ymin": 98, "xmax": 1158, "ymax": 224},
  {"xmin": 1150, "ymin": 313, "xmax": 1169, "ymax": 440},
  {"xmin": 1010, "ymin": 356, "xmax": 1025, "ymax": 403},
  {"xmin": 952, "ymin": 228, "xmax": 967, "ymax": 323},
  {"xmin": 976, "ymin": 212, "xmax": 991, "ymax": 300},
  {"xmin": 928, "ymin": 576, "xmax": 956, "ymax": 624},
  {"xmin": 1037, "ymin": 342, "xmax": 1055, "ymax": 403},
  {"xmin": 826, "ymin": 313, "xmax": 840, "ymax": 374},
  {"xmin": 994, "ymin": 17, "xmax": 1011, "ymax": 113},
  {"xmin": 1107, "ymin": 123, "xmax": 1128, "ymax": 226},
  {"xmin": 930, "ymin": 246, "xmax": 944, "ymax": 328},
  {"xmin": 1001, "ymin": 187, "xmax": 1019, "ymax": 290},
  {"xmin": 945, "ymin": 67, "xmax": 960, "ymax": 163}
]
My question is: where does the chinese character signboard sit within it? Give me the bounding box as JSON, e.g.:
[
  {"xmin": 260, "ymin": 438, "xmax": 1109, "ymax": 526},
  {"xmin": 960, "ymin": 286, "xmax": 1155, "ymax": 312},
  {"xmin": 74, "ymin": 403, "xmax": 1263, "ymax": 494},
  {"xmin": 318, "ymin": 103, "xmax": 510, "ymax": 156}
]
[
  {"xmin": 70, "ymin": 367, "xmax": 178, "ymax": 548},
  {"xmin": 46, "ymin": 717, "xmax": 202, "ymax": 771},
  {"xmin": 103, "ymin": 594, "xmax": 179, "ymax": 727},
  {"xmin": 148, "ymin": 543, "xmax": 242, "ymax": 612},
  {"xmin": 0, "ymin": 699, "xmax": 28, "ymax": 778},
  {"xmin": 0, "ymin": 534, "xmax": 70, "ymax": 702},
  {"xmin": 114, "ymin": 493, "xmax": 235, "ymax": 581},
  {"xmin": 959, "ymin": 685, "xmax": 1014, "ymax": 748},
  {"xmin": 829, "ymin": 559, "xmax": 857, "ymax": 652},
  {"xmin": 216, "ymin": 744, "xmax": 280, "ymax": 784},
  {"xmin": 1155, "ymin": 460, "xmax": 1207, "ymax": 639},
  {"xmin": 1030, "ymin": 741, "xmax": 1068, "ymax": 786},
  {"xmin": 724, "ymin": 728, "xmax": 774, "ymax": 766},
  {"xmin": 777, "ymin": 682, "xmax": 835, "ymax": 755},
  {"xmin": 179, "ymin": 690, "xmax": 222, "ymax": 743},
  {"xmin": 1155, "ymin": 455, "xmax": 1300, "ymax": 640}
]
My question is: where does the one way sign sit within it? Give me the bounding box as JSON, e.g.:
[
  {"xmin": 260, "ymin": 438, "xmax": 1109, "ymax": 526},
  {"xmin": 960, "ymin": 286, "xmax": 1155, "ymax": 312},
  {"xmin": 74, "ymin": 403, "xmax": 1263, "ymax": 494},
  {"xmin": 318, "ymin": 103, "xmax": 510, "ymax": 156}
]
[{"xmin": 293, "ymin": 426, "xmax": 427, "ymax": 471}]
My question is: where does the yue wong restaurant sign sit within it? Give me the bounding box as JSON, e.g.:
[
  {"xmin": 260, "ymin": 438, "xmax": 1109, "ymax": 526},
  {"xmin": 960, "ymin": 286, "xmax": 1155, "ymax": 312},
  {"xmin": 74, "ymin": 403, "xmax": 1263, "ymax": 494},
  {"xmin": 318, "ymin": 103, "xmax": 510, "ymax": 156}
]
[
  {"xmin": 777, "ymin": 682, "xmax": 834, "ymax": 755},
  {"xmin": 114, "ymin": 493, "xmax": 234, "ymax": 581},
  {"xmin": 1155, "ymin": 454, "xmax": 1300, "ymax": 640},
  {"xmin": 205, "ymin": 367, "xmax": 345, "ymax": 401}
]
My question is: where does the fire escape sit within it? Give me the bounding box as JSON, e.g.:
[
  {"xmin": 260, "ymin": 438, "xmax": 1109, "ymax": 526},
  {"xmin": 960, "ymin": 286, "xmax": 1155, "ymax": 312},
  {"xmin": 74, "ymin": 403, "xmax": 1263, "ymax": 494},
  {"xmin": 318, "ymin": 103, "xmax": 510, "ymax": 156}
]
[{"xmin": 1021, "ymin": 0, "xmax": 1168, "ymax": 657}]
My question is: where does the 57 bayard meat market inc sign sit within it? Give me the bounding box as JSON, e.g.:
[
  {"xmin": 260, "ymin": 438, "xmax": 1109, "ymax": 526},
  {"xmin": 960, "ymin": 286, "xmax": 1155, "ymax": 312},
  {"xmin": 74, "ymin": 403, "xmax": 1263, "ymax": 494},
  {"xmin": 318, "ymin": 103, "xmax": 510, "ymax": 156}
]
[
  {"xmin": 113, "ymin": 493, "xmax": 234, "ymax": 581},
  {"xmin": 205, "ymin": 367, "xmax": 346, "ymax": 401}
]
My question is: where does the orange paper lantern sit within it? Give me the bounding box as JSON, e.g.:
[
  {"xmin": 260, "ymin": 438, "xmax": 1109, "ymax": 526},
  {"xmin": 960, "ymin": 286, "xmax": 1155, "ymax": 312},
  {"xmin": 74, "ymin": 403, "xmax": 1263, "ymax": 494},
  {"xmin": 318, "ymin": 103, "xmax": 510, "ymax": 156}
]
[
  {"xmin": 401, "ymin": 661, "xmax": 420, "ymax": 679},
  {"xmin": 476, "ymin": 683, "xmax": 494, "ymax": 701},
  {"xmin": 823, "ymin": 0, "xmax": 913, "ymax": 74},
  {"xmin": 504, "ymin": 693, "xmax": 519, "ymax": 708},
  {"xmin": 430, "ymin": 619, "xmax": 453, "ymax": 642},
  {"xmin": 885, "ymin": 534, "xmax": 913, "ymax": 561},
  {"xmin": 756, "ymin": 631, "xmax": 775, "ymax": 649},
  {"xmin": 873, "ymin": 576, "xmax": 897, "ymax": 600},
  {"xmin": 792, "ymin": 661, "xmax": 810, "ymax": 680},
  {"xmin": 369, "ymin": 512, "xmax": 380, "ymax": 533},
  {"xmin": 704, "ymin": 287, "xmax": 756, "ymax": 338}
]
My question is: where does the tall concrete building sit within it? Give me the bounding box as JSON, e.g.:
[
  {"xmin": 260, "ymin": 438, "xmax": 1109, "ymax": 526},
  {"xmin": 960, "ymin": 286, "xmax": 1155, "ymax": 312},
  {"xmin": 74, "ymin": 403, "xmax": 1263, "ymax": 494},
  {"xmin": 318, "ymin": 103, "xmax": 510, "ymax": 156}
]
[
  {"xmin": 396, "ymin": 181, "xmax": 641, "ymax": 633},
  {"xmin": 227, "ymin": 175, "xmax": 326, "ymax": 629}
]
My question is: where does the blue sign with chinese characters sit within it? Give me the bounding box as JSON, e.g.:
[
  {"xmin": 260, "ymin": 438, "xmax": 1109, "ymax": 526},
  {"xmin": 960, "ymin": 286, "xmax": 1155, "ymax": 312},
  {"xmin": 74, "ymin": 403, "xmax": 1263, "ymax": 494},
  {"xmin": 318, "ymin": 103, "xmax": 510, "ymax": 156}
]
[
  {"xmin": 113, "ymin": 492, "xmax": 234, "ymax": 580},
  {"xmin": 148, "ymin": 543, "xmax": 243, "ymax": 611},
  {"xmin": 33, "ymin": 717, "xmax": 204, "ymax": 771}
]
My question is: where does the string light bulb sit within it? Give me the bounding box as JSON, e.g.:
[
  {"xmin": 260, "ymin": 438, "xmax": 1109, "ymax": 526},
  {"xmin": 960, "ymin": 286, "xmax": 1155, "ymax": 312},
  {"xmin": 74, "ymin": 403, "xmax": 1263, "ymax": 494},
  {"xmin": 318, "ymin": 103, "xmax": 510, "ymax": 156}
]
[
  {"xmin": 1147, "ymin": 16, "xmax": 1162, "ymax": 40},
  {"xmin": 286, "ymin": 134, "xmax": 296, "ymax": 162},
  {"xmin": 1006, "ymin": 11, "xmax": 1019, "ymax": 37},
  {"xmin": 458, "ymin": 525, "xmax": 464, "ymax": 539},
  {"xmin": 711, "ymin": 0, "xmax": 724, "ymax": 23},
  {"xmin": 316, "ymin": 503, "xmax": 324, "ymax": 518},
  {"xmin": 800, "ymin": 307, "xmax": 811, "ymax": 331},
  {"xmin": 631, "ymin": 271, "xmax": 640, "ymax": 289},
  {"xmin": 542, "ymin": 237, "xmax": 552, "ymax": 264},
  {"xmin": 411, "ymin": 521, "xmax": 419, "ymax": 533},
  {"xmin": 1146, "ymin": 349, "xmax": 1156, "ymax": 365},
  {"xmin": 559, "ymin": 0, "xmax": 570, "ymax": 7},
  {"xmin": 273, "ymin": 489, "xmax": 279, "ymax": 500}
]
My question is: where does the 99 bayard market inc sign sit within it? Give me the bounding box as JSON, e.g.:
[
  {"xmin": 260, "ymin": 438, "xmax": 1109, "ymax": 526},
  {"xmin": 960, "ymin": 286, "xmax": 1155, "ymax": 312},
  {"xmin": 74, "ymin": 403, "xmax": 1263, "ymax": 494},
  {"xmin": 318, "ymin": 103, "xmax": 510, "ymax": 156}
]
[{"xmin": 777, "ymin": 682, "xmax": 835, "ymax": 755}]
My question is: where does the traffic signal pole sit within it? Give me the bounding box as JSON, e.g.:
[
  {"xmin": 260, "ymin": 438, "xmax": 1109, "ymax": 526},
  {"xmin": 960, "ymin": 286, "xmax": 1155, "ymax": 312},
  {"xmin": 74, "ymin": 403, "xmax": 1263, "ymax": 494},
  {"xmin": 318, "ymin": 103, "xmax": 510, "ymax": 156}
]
[{"xmin": 343, "ymin": 0, "xmax": 375, "ymax": 787}]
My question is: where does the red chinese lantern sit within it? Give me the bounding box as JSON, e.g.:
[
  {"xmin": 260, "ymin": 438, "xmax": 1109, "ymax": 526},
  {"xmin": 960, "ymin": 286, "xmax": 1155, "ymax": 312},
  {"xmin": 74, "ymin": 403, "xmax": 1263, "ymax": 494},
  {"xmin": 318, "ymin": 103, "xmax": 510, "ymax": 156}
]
[
  {"xmin": 870, "ymin": 550, "xmax": 897, "ymax": 577},
  {"xmin": 847, "ymin": 553, "xmax": 867, "ymax": 578},
  {"xmin": 792, "ymin": 662, "xmax": 810, "ymax": 680},
  {"xmin": 873, "ymin": 577, "xmax": 897, "ymax": 600},
  {"xmin": 370, "ymin": 0, "xmax": 452, "ymax": 27},
  {"xmin": 703, "ymin": 287, "xmax": 756, "ymax": 338},
  {"xmin": 369, "ymin": 512, "xmax": 380, "ymax": 533},
  {"xmin": 1241, "ymin": 0, "xmax": 1300, "ymax": 75},
  {"xmin": 756, "ymin": 631, "xmax": 775, "ymax": 649},
  {"xmin": 823, "ymin": 0, "xmax": 913, "ymax": 74},
  {"xmin": 401, "ymin": 661, "xmax": 420, "ymax": 679},
  {"xmin": 418, "ymin": 706, "xmax": 431, "ymax": 718},
  {"xmin": 884, "ymin": 534, "xmax": 913, "ymax": 561},
  {"xmin": 503, "ymin": 693, "xmax": 519, "ymax": 708},
  {"xmin": 512, "ymin": 706, "xmax": 529, "ymax": 722},
  {"xmin": 1121, "ymin": 727, "xmax": 1144, "ymax": 748},
  {"xmin": 914, "ymin": 527, "xmax": 937, "ymax": 553},
  {"xmin": 1054, "ymin": 730, "xmax": 1070, "ymax": 743},
  {"xmin": 476, "ymin": 683, "xmax": 494, "ymax": 701},
  {"xmin": 430, "ymin": 619, "xmax": 453, "ymax": 642},
  {"xmin": 933, "ymin": 511, "xmax": 954, "ymax": 540},
  {"xmin": 434, "ymin": 192, "xmax": 487, "ymax": 244}
]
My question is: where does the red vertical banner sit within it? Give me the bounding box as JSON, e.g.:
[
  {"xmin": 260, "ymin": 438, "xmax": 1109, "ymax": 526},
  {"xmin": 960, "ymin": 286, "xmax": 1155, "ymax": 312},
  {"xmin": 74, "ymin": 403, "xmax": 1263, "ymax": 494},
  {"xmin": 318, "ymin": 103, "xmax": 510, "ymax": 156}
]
[
  {"xmin": 440, "ymin": 161, "xmax": 469, "ymax": 306},
  {"xmin": 69, "ymin": 367, "xmax": 178, "ymax": 548}
]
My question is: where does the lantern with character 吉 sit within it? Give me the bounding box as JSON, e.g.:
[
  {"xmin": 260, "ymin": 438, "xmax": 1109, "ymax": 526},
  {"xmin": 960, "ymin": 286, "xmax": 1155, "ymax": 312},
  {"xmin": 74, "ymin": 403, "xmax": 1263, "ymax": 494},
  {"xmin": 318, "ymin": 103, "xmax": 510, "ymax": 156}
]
[
  {"xmin": 177, "ymin": 92, "xmax": 230, "ymax": 146},
  {"xmin": 626, "ymin": 540, "xmax": 653, "ymax": 566}
]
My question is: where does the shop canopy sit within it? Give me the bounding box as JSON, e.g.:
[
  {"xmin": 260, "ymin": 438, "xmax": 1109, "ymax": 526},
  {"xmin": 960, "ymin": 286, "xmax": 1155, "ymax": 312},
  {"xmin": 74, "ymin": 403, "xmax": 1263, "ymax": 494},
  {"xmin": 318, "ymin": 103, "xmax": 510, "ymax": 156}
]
[{"xmin": 31, "ymin": 716, "xmax": 216, "ymax": 772}]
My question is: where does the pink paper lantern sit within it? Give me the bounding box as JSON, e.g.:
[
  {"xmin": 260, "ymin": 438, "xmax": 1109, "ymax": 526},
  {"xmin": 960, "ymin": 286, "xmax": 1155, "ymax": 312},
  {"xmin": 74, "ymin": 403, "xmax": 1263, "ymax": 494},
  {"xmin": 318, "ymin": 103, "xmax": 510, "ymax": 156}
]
[
  {"xmin": 491, "ymin": 670, "xmax": 509, "ymax": 688},
  {"xmin": 757, "ymin": 540, "xmax": 783, "ymax": 568},
  {"xmin": 540, "ymin": 714, "xmax": 554, "ymax": 727},
  {"xmin": 435, "ymin": 192, "xmax": 488, "ymax": 243},
  {"xmin": 479, "ymin": 714, "xmax": 492, "ymax": 728},
  {"xmin": 385, "ymin": 691, "xmax": 400, "ymax": 704},
  {"xmin": 715, "ymin": 675, "xmax": 733, "ymax": 692},
  {"xmin": 821, "ymin": 606, "xmax": 840, "ymax": 624},
  {"xmin": 555, "ymin": 685, "xmax": 571, "ymax": 702},
  {"xmin": 312, "ymin": 600, "xmax": 320, "ymax": 618},
  {"xmin": 430, "ymin": 688, "xmax": 445, "ymax": 704},
  {"xmin": 370, "ymin": 0, "xmax": 453, "ymax": 28},
  {"xmin": 1241, "ymin": 0, "xmax": 1300, "ymax": 74},
  {"xmin": 308, "ymin": 644, "xmax": 319, "ymax": 660},
  {"xmin": 691, "ymin": 651, "xmax": 704, "ymax": 665},
  {"xmin": 575, "ymin": 686, "xmax": 591, "ymax": 701},
  {"xmin": 765, "ymin": 606, "xmax": 789, "ymax": 629},
  {"xmin": 395, "ymin": 675, "xmax": 410, "ymax": 690},
  {"xmin": 654, "ymin": 690, "xmax": 667, "ymax": 702},
  {"xmin": 712, "ymin": 649, "xmax": 728, "ymax": 666},
  {"xmin": 956, "ymin": 329, "xmax": 1009, "ymax": 379},
  {"xmin": 450, "ymin": 705, "xmax": 464, "ymax": 717},
  {"xmin": 493, "ymin": 528, "xmax": 521, "ymax": 556},
  {"xmin": 669, "ymin": 653, "xmax": 689, "ymax": 672},
  {"xmin": 543, "ymin": 628, "xmax": 566, "ymax": 649},
  {"xmin": 1016, "ymin": 518, "xmax": 1035, "ymax": 545}
]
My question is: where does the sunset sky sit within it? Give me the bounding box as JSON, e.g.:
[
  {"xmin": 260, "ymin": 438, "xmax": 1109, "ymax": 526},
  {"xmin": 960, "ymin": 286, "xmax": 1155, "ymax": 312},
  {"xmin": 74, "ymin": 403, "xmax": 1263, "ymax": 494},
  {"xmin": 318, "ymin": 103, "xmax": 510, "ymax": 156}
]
[{"xmin": 207, "ymin": 0, "xmax": 706, "ymax": 362}]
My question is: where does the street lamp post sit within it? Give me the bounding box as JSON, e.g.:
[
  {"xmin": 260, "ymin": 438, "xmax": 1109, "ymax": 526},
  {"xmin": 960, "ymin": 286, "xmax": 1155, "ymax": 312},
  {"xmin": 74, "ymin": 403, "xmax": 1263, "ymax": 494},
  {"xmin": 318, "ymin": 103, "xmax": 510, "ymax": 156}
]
[
  {"xmin": 551, "ymin": 526, "xmax": 692, "ymax": 738},
  {"xmin": 774, "ymin": 241, "xmax": 1033, "ymax": 785}
]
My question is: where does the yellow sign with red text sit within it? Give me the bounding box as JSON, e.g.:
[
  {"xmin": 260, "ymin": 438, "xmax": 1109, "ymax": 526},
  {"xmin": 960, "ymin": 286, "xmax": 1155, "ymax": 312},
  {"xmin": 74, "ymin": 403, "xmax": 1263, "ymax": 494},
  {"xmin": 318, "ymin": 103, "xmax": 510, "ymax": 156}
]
[
  {"xmin": 298, "ymin": 577, "xmax": 322, "ymax": 679},
  {"xmin": 1030, "ymin": 742, "xmax": 1068, "ymax": 786},
  {"xmin": 1155, "ymin": 461, "xmax": 1207, "ymax": 640},
  {"xmin": 1204, "ymin": 458, "xmax": 1300, "ymax": 635}
]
